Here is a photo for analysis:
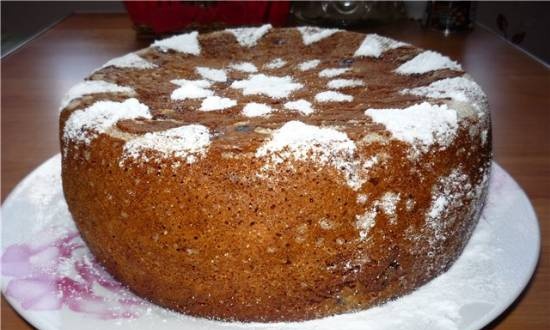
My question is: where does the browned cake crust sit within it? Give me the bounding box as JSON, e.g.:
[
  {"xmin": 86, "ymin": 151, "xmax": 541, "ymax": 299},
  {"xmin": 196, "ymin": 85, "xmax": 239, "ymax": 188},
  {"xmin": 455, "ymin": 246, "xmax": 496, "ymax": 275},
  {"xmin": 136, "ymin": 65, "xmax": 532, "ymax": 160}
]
[{"xmin": 60, "ymin": 26, "xmax": 491, "ymax": 322}]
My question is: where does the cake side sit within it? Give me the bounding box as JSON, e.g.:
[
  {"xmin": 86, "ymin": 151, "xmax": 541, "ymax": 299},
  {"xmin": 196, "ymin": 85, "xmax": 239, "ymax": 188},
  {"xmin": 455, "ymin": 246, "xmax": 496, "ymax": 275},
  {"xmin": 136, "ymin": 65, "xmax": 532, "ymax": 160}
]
[{"xmin": 60, "ymin": 26, "xmax": 491, "ymax": 322}]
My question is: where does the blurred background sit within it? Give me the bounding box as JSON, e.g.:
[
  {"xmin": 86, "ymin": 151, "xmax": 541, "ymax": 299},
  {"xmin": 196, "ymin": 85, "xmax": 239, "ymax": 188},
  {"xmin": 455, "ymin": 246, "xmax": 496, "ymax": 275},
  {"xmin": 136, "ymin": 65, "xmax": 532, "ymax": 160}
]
[
  {"xmin": 2, "ymin": 1, "xmax": 549, "ymax": 66},
  {"xmin": 1, "ymin": 1, "xmax": 550, "ymax": 66}
]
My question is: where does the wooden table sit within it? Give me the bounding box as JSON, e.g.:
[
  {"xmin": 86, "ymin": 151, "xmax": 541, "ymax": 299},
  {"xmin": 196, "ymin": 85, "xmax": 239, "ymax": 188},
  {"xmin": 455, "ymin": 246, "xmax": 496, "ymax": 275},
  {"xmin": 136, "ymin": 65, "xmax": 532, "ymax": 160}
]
[{"xmin": 2, "ymin": 14, "xmax": 548, "ymax": 330}]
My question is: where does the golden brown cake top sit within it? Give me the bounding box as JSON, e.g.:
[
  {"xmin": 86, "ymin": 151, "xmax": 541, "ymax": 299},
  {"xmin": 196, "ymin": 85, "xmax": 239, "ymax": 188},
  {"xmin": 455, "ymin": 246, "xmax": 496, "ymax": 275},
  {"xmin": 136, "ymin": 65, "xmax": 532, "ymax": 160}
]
[{"xmin": 60, "ymin": 25, "xmax": 489, "ymax": 191}]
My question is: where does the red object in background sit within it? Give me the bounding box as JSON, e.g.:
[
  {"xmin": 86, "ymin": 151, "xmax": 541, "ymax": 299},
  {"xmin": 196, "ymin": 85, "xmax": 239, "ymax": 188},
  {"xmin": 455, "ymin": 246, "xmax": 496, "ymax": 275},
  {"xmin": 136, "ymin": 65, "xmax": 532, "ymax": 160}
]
[{"xmin": 124, "ymin": 1, "xmax": 290, "ymax": 34}]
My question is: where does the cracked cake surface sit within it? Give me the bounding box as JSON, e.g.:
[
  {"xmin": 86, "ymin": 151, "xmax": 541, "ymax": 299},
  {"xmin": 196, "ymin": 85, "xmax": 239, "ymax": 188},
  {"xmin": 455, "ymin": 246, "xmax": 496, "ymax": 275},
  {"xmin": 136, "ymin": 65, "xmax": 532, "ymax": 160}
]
[{"xmin": 60, "ymin": 25, "xmax": 491, "ymax": 322}]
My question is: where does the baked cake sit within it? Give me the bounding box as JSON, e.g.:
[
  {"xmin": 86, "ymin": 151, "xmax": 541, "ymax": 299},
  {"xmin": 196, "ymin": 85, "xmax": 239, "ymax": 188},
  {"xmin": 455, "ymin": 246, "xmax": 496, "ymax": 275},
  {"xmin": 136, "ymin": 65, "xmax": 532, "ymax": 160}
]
[{"xmin": 60, "ymin": 25, "xmax": 491, "ymax": 322}]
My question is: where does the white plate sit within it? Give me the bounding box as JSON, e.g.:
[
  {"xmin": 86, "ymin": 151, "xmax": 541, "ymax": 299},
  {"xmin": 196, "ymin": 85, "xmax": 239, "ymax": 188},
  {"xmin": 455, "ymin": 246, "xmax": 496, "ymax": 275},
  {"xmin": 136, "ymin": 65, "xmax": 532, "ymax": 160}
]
[{"xmin": 1, "ymin": 155, "xmax": 540, "ymax": 330}]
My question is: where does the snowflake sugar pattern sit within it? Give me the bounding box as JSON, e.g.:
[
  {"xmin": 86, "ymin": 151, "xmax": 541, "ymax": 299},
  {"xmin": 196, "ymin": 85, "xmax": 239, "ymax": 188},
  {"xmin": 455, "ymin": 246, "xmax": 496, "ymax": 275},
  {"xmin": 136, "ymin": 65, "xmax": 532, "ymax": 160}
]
[{"xmin": 60, "ymin": 26, "xmax": 490, "ymax": 196}]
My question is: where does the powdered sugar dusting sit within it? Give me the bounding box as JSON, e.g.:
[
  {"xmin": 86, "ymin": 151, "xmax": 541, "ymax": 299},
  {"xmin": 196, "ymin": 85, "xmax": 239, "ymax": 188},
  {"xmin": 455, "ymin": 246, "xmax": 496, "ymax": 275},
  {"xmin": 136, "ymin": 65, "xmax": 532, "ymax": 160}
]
[
  {"xmin": 297, "ymin": 26, "xmax": 341, "ymax": 45},
  {"xmin": 395, "ymin": 51, "xmax": 462, "ymax": 75},
  {"xmin": 229, "ymin": 62, "xmax": 258, "ymax": 73},
  {"xmin": 401, "ymin": 76, "xmax": 488, "ymax": 112},
  {"xmin": 365, "ymin": 102, "xmax": 458, "ymax": 153},
  {"xmin": 100, "ymin": 53, "xmax": 156, "ymax": 70},
  {"xmin": 63, "ymin": 98, "xmax": 151, "ymax": 145},
  {"xmin": 152, "ymin": 31, "xmax": 200, "ymax": 55},
  {"xmin": 315, "ymin": 91, "xmax": 353, "ymax": 103},
  {"xmin": 60, "ymin": 80, "xmax": 135, "ymax": 110},
  {"xmin": 354, "ymin": 34, "xmax": 408, "ymax": 58},
  {"xmin": 298, "ymin": 59, "xmax": 321, "ymax": 71},
  {"xmin": 363, "ymin": 155, "xmax": 379, "ymax": 169},
  {"xmin": 481, "ymin": 130, "xmax": 488, "ymax": 146},
  {"xmin": 264, "ymin": 58, "xmax": 286, "ymax": 70},
  {"xmin": 355, "ymin": 208, "xmax": 377, "ymax": 240},
  {"xmin": 196, "ymin": 67, "xmax": 227, "ymax": 82},
  {"xmin": 242, "ymin": 103, "xmax": 274, "ymax": 117},
  {"xmin": 425, "ymin": 169, "xmax": 471, "ymax": 243},
  {"xmin": 379, "ymin": 192, "xmax": 400, "ymax": 218},
  {"xmin": 256, "ymin": 121, "xmax": 355, "ymax": 160},
  {"xmin": 284, "ymin": 99, "xmax": 315, "ymax": 115},
  {"xmin": 199, "ymin": 96, "xmax": 236, "ymax": 111},
  {"xmin": 231, "ymin": 74, "xmax": 303, "ymax": 99},
  {"xmin": 327, "ymin": 79, "xmax": 364, "ymax": 89},
  {"xmin": 226, "ymin": 24, "xmax": 272, "ymax": 48},
  {"xmin": 356, "ymin": 191, "xmax": 400, "ymax": 239},
  {"xmin": 357, "ymin": 194, "xmax": 368, "ymax": 204},
  {"xmin": 429, "ymin": 196, "xmax": 448, "ymax": 219},
  {"xmin": 122, "ymin": 124, "xmax": 211, "ymax": 164},
  {"xmin": 319, "ymin": 68, "xmax": 350, "ymax": 78},
  {"xmin": 170, "ymin": 79, "xmax": 214, "ymax": 100},
  {"xmin": 171, "ymin": 79, "xmax": 211, "ymax": 88},
  {"xmin": 256, "ymin": 121, "xmax": 366, "ymax": 189}
]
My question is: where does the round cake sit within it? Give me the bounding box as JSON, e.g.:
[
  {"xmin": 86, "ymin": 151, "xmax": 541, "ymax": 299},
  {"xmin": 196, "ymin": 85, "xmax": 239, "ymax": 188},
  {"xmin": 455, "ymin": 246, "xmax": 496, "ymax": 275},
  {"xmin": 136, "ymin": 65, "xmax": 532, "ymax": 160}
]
[{"xmin": 60, "ymin": 25, "xmax": 491, "ymax": 322}]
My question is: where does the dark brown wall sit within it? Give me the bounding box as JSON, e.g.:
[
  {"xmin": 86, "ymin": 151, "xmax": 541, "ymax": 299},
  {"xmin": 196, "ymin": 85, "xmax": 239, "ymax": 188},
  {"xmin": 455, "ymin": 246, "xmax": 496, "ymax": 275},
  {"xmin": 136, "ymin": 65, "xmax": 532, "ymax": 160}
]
[
  {"xmin": 475, "ymin": 1, "xmax": 550, "ymax": 65},
  {"xmin": 1, "ymin": 1, "xmax": 125, "ymax": 57},
  {"xmin": 2, "ymin": 1, "xmax": 549, "ymax": 65}
]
